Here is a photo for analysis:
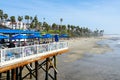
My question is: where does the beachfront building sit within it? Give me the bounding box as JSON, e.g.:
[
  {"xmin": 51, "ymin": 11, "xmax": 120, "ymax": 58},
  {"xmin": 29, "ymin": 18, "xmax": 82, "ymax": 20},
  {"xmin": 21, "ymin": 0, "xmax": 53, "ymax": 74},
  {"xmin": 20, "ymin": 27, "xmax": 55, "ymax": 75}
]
[{"xmin": 0, "ymin": 20, "xmax": 27, "ymax": 30}]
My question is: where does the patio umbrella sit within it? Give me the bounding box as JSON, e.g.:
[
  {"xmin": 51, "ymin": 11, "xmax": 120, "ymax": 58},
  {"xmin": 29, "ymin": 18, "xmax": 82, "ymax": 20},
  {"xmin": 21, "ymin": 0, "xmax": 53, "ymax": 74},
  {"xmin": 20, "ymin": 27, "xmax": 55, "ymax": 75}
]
[
  {"xmin": 42, "ymin": 34, "xmax": 53, "ymax": 38},
  {"xmin": 28, "ymin": 34, "xmax": 42, "ymax": 39},
  {"xmin": 11, "ymin": 34, "xmax": 28, "ymax": 40},
  {"xmin": 0, "ymin": 35, "xmax": 9, "ymax": 39},
  {"xmin": 10, "ymin": 34, "xmax": 28, "ymax": 46},
  {"xmin": 60, "ymin": 34, "xmax": 68, "ymax": 38}
]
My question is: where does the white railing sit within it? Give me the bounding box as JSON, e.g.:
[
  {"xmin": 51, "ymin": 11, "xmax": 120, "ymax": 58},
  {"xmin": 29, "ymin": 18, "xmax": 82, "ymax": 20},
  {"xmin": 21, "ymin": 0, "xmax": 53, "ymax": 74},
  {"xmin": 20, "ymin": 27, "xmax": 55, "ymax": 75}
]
[{"xmin": 0, "ymin": 42, "xmax": 68, "ymax": 67}]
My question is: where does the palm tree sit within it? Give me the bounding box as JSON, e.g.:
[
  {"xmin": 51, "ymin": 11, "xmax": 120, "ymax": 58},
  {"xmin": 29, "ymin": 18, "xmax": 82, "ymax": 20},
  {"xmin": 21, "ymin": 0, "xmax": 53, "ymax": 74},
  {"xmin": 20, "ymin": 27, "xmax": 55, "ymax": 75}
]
[
  {"xmin": 30, "ymin": 22, "xmax": 34, "ymax": 29},
  {"xmin": 3, "ymin": 13, "xmax": 8, "ymax": 25},
  {"xmin": 29, "ymin": 16, "xmax": 33, "ymax": 23},
  {"xmin": 46, "ymin": 25, "xmax": 50, "ymax": 32},
  {"xmin": 71, "ymin": 25, "xmax": 74, "ymax": 32},
  {"xmin": 58, "ymin": 25, "xmax": 62, "ymax": 34},
  {"xmin": 52, "ymin": 23, "xmax": 57, "ymax": 30},
  {"xmin": 43, "ymin": 22, "xmax": 49, "ymax": 32},
  {"xmin": 10, "ymin": 16, "xmax": 16, "ymax": 29},
  {"xmin": 38, "ymin": 22, "xmax": 42, "ymax": 31},
  {"xmin": 0, "ymin": 9, "xmax": 3, "ymax": 23},
  {"xmin": 25, "ymin": 15, "xmax": 29, "ymax": 29},
  {"xmin": 18, "ymin": 16, "xmax": 23, "ymax": 29},
  {"xmin": 34, "ymin": 16, "xmax": 38, "ymax": 26},
  {"xmin": 60, "ymin": 18, "xmax": 63, "ymax": 27},
  {"xmin": 100, "ymin": 30, "xmax": 104, "ymax": 36},
  {"xmin": 67, "ymin": 24, "xmax": 71, "ymax": 34},
  {"xmin": 61, "ymin": 25, "xmax": 67, "ymax": 34}
]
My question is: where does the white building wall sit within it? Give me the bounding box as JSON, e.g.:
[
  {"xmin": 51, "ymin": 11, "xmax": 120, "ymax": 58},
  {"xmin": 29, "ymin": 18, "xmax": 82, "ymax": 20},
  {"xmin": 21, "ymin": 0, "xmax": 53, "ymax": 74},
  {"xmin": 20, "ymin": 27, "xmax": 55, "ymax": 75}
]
[{"xmin": 2, "ymin": 21, "xmax": 27, "ymax": 30}]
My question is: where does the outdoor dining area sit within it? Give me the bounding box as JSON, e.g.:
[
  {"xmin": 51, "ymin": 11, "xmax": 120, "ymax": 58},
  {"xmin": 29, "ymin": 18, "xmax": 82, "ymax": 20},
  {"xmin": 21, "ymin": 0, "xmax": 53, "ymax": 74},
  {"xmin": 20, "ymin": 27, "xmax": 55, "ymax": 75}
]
[{"xmin": 0, "ymin": 29, "xmax": 69, "ymax": 67}]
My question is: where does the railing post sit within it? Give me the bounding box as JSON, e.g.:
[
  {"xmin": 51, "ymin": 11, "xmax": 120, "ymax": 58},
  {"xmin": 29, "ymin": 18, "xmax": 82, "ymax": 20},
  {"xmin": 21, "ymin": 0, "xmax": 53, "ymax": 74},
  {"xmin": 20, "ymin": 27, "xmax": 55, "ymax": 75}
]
[
  {"xmin": 1, "ymin": 50, "xmax": 4, "ymax": 66},
  {"xmin": 0, "ymin": 50, "xmax": 2, "ymax": 66},
  {"xmin": 49, "ymin": 43, "xmax": 51, "ymax": 51},
  {"xmin": 58, "ymin": 42, "xmax": 60, "ymax": 49},
  {"xmin": 45, "ymin": 58, "xmax": 49, "ymax": 80},
  {"xmin": 22, "ymin": 47, "xmax": 25, "ymax": 59},
  {"xmin": 36, "ymin": 45, "xmax": 38, "ymax": 54},
  {"xmin": 58, "ymin": 42, "xmax": 59, "ymax": 50}
]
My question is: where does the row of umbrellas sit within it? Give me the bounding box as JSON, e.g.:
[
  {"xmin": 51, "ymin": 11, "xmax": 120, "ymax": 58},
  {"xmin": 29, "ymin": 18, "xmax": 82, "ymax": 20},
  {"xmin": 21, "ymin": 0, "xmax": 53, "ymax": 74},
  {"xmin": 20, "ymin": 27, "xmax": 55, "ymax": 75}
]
[
  {"xmin": 0, "ymin": 34, "xmax": 40, "ymax": 40},
  {"xmin": 0, "ymin": 34, "xmax": 69, "ymax": 40}
]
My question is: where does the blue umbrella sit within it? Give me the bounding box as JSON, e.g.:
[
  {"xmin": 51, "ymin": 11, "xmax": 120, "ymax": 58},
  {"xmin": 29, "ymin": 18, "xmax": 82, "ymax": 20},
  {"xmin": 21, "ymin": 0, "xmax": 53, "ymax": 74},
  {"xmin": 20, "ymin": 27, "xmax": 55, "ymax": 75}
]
[
  {"xmin": 11, "ymin": 34, "xmax": 28, "ymax": 40},
  {"xmin": 42, "ymin": 34, "xmax": 53, "ymax": 38},
  {"xmin": 28, "ymin": 34, "xmax": 42, "ymax": 39},
  {"xmin": 60, "ymin": 34, "xmax": 68, "ymax": 38},
  {"xmin": 0, "ymin": 35, "xmax": 9, "ymax": 39}
]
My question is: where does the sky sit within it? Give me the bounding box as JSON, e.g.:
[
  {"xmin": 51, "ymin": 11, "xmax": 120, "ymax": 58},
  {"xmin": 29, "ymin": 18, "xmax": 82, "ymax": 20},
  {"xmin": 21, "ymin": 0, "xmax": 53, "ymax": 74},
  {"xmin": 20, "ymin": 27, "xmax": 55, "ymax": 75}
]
[{"xmin": 0, "ymin": 0, "xmax": 120, "ymax": 34}]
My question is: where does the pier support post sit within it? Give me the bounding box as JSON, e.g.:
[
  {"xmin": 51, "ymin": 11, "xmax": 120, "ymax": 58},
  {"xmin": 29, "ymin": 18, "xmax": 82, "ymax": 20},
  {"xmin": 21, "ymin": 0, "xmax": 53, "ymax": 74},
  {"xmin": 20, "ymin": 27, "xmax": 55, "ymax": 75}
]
[
  {"xmin": 35, "ymin": 61, "xmax": 38, "ymax": 80},
  {"xmin": 54, "ymin": 55, "xmax": 57, "ymax": 80},
  {"xmin": 30, "ymin": 63, "xmax": 32, "ymax": 79},
  {"xmin": 19, "ymin": 66, "xmax": 22, "ymax": 80},
  {"xmin": 0, "ymin": 73, "xmax": 2, "ymax": 79},
  {"xmin": 45, "ymin": 58, "xmax": 49, "ymax": 80},
  {"xmin": 11, "ymin": 69, "xmax": 16, "ymax": 80},
  {"xmin": 16, "ymin": 68, "xmax": 18, "ymax": 80},
  {"xmin": 7, "ymin": 70, "xmax": 10, "ymax": 80}
]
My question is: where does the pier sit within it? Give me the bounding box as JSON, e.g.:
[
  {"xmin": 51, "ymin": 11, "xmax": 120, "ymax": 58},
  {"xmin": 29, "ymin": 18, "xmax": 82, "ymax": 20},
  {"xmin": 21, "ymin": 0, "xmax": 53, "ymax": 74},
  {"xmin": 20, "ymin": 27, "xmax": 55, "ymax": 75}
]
[{"xmin": 0, "ymin": 41, "xmax": 68, "ymax": 80}]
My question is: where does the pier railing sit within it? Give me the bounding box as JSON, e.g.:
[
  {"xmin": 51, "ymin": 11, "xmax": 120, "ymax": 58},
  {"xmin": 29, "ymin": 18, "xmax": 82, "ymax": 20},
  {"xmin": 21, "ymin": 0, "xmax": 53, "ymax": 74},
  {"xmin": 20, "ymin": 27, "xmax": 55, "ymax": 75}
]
[{"xmin": 0, "ymin": 41, "xmax": 68, "ymax": 67}]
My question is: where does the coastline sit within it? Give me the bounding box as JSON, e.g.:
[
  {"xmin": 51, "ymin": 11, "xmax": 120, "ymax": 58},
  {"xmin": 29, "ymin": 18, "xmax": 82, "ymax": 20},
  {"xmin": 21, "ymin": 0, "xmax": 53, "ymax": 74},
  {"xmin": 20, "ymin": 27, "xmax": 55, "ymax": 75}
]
[
  {"xmin": 57, "ymin": 36, "xmax": 120, "ymax": 80},
  {"xmin": 64, "ymin": 37, "xmax": 112, "ymax": 62}
]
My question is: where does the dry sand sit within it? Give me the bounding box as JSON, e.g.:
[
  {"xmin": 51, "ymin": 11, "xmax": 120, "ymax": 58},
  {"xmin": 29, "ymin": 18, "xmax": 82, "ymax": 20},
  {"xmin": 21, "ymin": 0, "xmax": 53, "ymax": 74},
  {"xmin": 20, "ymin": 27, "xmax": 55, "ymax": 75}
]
[{"xmin": 64, "ymin": 37, "xmax": 111, "ymax": 62}]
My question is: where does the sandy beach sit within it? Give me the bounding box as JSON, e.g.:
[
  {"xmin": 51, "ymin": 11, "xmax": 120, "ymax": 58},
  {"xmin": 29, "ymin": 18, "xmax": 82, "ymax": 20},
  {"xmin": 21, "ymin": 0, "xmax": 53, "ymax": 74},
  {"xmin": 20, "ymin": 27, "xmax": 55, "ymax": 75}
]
[
  {"xmin": 64, "ymin": 37, "xmax": 111, "ymax": 62},
  {"xmin": 57, "ymin": 37, "xmax": 113, "ymax": 80}
]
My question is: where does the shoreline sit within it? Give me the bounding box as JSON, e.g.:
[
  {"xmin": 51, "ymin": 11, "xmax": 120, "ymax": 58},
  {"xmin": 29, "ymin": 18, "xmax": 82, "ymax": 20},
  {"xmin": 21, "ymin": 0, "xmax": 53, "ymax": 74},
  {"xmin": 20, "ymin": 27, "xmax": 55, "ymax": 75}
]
[
  {"xmin": 64, "ymin": 37, "xmax": 112, "ymax": 62},
  {"xmin": 57, "ymin": 36, "xmax": 120, "ymax": 80}
]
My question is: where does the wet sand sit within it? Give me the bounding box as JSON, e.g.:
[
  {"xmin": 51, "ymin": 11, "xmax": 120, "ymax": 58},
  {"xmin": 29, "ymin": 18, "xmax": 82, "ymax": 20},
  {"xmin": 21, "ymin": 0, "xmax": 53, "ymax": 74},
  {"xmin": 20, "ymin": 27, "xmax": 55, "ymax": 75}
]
[
  {"xmin": 57, "ymin": 37, "xmax": 120, "ymax": 80},
  {"xmin": 64, "ymin": 37, "xmax": 111, "ymax": 62}
]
